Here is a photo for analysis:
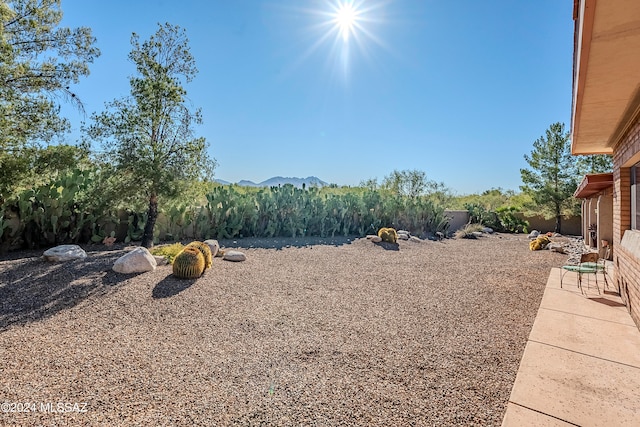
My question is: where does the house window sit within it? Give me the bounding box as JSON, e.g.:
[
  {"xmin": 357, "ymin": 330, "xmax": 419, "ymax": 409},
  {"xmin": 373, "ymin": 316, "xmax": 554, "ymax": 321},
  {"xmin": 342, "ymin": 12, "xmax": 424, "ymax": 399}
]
[{"xmin": 632, "ymin": 164, "xmax": 640, "ymax": 229}]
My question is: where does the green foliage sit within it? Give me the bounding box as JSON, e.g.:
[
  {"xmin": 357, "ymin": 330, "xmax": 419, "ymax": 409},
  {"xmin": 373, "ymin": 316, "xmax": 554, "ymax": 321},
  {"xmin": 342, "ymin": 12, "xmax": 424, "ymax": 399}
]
[
  {"xmin": 454, "ymin": 223, "xmax": 484, "ymax": 239},
  {"xmin": 575, "ymin": 154, "xmax": 613, "ymax": 175},
  {"xmin": 172, "ymin": 246, "xmax": 205, "ymax": 279},
  {"xmin": 6, "ymin": 168, "xmax": 113, "ymax": 248},
  {"xmin": 377, "ymin": 227, "xmax": 398, "ymax": 243},
  {"xmin": 380, "ymin": 169, "xmax": 452, "ymax": 204},
  {"xmin": 186, "ymin": 241, "xmax": 212, "ymax": 269},
  {"xmin": 150, "ymin": 242, "xmax": 184, "ymax": 264},
  {"xmin": 520, "ymin": 123, "xmax": 578, "ymax": 233},
  {"xmin": 464, "ymin": 203, "xmax": 528, "ymax": 233},
  {"xmin": 85, "ymin": 23, "xmax": 215, "ymax": 248},
  {"xmin": 0, "ymin": 0, "xmax": 99, "ymax": 189}
]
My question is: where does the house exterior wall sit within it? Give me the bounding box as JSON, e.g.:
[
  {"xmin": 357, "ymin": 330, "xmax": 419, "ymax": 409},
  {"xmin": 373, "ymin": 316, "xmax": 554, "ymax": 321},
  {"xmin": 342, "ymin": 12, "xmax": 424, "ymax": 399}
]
[
  {"xmin": 597, "ymin": 192, "xmax": 613, "ymax": 256},
  {"xmin": 613, "ymin": 116, "xmax": 640, "ymax": 327}
]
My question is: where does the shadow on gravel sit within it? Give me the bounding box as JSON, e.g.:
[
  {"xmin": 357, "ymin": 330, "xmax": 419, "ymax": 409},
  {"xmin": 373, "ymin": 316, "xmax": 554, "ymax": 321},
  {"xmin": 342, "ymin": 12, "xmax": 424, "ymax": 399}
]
[
  {"xmin": 374, "ymin": 242, "xmax": 400, "ymax": 251},
  {"xmin": 217, "ymin": 235, "xmax": 357, "ymax": 250},
  {"xmin": 152, "ymin": 276, "xmax": 197, "ymax": 298},
  {"xmin": 0, "ymin": 250, "xmax": 127, "ymax": 332}
]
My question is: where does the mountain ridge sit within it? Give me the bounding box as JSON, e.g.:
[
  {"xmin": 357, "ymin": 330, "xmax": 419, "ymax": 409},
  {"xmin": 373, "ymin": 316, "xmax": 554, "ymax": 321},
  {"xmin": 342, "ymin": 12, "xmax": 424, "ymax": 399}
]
[{"xmin": 214, "ymin": 176, "xmax": 329, "ymax": 188}]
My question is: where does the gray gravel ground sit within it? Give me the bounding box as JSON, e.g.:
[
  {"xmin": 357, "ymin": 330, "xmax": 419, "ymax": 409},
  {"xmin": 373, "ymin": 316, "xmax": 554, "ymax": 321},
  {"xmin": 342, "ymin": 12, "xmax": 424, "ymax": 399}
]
[{"xmin": 0, "ymin": 234, "xmax": 565, "ymax": 426}]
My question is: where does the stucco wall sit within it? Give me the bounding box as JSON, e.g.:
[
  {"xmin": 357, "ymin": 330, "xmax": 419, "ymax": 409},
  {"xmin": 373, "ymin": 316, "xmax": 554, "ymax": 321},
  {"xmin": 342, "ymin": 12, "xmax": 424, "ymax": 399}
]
[
  {"xmin": 443, "ymin": 210, "xmax": 469, "ymax": 233},
  {"xmin": 516, "ymin": 214, "xmax": 582, "ymax": 236}
]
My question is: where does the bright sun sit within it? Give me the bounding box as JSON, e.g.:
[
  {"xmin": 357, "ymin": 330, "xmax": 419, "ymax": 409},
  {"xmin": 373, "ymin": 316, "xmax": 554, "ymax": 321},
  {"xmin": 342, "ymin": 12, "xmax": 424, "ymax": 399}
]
[{"xmin": 333, "ymin": 2, "xmax": 359, "ymax": 41}]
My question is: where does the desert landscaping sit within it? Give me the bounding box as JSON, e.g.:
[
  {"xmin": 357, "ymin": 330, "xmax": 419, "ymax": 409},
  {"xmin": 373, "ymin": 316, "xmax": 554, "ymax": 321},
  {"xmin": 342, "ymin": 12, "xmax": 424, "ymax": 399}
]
[{"xmin": 0, "ymin": 233, "xmax": 565, "ymax": 426}]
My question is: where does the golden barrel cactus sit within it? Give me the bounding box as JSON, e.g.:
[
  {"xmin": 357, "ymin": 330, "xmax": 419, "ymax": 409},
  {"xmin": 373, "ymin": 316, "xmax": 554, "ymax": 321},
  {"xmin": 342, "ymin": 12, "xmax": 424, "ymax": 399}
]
[
  {"xmin": 173, "ymin": 247, "xmax": 205, "ymax": 279},
  {"xmin": 377, "ymin": 227, "xmax": 398, "ymax": 244},
  {"xmin": 186, "ymin": 241, "xmax": 213, "ymax": 269}
]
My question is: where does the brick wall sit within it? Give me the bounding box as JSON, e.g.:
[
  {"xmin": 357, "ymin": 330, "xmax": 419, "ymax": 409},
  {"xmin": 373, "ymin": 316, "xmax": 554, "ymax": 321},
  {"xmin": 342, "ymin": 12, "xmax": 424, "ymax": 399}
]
[{"xmin": 613, "ymin": 116, "xmax": 640, "ymax": 328}]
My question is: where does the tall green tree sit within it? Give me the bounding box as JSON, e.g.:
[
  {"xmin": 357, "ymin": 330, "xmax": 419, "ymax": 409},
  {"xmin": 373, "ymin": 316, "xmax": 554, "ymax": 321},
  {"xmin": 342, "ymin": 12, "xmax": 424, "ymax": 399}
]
[
  {"xmin": 520, "ymin": 122, "xmax": 578, "ymax": 233},
  {"xmin": 575, "ymin": 154, "xmax": 613, "ymax": 175},
  {"xmin": 0, "ymin": 0, "xmax": 99, "ymax": 199},
  {"xmin": 381, "ymin": 169, "xmax": 430, "ymax": 198},
  {"xmin": 86, "ymin": 23, "xmax": 215, "ymax": 248}
]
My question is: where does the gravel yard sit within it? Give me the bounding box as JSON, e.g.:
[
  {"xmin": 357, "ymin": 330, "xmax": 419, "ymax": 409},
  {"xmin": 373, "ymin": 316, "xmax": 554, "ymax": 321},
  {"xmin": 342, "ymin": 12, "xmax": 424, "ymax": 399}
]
[{"xmin": 0, "ymin": 234, "xmax": 564, "ymax": 426}]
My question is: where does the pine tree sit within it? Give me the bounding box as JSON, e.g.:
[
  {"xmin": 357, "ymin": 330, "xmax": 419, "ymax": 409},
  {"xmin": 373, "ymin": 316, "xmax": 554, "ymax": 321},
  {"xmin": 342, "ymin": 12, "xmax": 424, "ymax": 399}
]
[
  {"xmin": 86, "ymin": 23, "xmax": 215, "ymax": 248},
  {"xmin": 520, "ymin": 122, "xmax": 577, "ymax": 233}
]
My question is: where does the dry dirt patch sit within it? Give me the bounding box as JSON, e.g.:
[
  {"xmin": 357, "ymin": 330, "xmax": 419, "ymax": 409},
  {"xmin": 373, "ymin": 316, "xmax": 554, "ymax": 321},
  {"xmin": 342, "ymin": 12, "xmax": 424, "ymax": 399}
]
[{"xmin": 0, "ymin": 234, "xmax": 563, "ymax": 426}]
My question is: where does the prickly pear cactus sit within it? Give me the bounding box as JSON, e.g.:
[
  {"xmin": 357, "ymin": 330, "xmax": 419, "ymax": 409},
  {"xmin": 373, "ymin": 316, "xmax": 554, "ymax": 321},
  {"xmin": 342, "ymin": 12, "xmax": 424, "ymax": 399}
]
[{"xmin": 172, "ymin": 247, "xmax": 205, "ymax": 279}]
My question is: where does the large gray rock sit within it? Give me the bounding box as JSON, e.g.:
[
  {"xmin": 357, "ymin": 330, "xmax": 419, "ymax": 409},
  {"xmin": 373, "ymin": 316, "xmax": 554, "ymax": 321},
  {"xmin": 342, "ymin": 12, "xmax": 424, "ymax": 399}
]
[
  {"xmin": 528, "ymin": 230, "xmax": 540, "ymax": 240},
  {"xmin": 409, "ymin": 236, "xmax": 422, "ymax": 243},
  {"xmin": 113, "ymin": 247, "xmax": 157, "ymax": 274},
  {"xmin": 204, "ymin": 239, "xmax": 220, "ymax": 258},
  {"xmin": 370, "ymin": 235, "xmax": 382, "ymax": 243},
  {"xmin": 223, "ymin": 250, "xmax": 246, "ymax": 262},
  {"xmin": 43, "ymin": 245, "xmax": 87, "ymax": 262},
  {"xmin": 397, "ymin": 233, "xmax": 410, "ymax": 240},
  {"xmin": 482, "ymin": 227, "xmax": 494, "ymax": 234}
]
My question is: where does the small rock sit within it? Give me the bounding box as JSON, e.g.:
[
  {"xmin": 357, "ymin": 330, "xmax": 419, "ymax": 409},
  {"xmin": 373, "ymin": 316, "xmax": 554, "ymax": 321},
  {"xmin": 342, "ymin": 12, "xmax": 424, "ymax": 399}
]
[
  {"xmin": 204, "ymin": 239, "xmax": 220, "ymax": 258},
  {"xmin": 113, "ymin": 247, "xmax": 157, "ymax": 274},
  {"xmin": 223, "ymin": 250, "xmax": 246, "ymax": 262},
  {"xmin": 154, "ymin": 255, "xmax": 168, "ymax": 265},
  {"xmin": 553, "ymin": 233, "xmax": 562, "ymax": 237},
  {"xmin": 548, "ymin": 242, "xmax": 567, "ymax": 254},
  {"xmin": 472, "ymin": 231, "xmax": 484, "ymax": 238},
  {"xmin": 482, "ymin": 227, "xmax": 494, "ymax": 234},
  {"xmin": 409, "ymin": 236, "xmax": 422, "ymax": 243},
  {"xmin": 397, "ymin": 230, "xmax": 411, "ymax": 236},
  {"xmin": 397, "ymin": 233, "xmax": 410, "ymax": 240},
  {"xmin": 43, "ymin": 245, "xmax": 87, "ymax": 262},
  {"xmin": 435, "ymin": 232, "xmax": 445, "ymax": 241},
  {"xmin": 528, "ymin": 230, "xmax": 540, "ymax": 240},
  {"xmin": 370, "ymin": 236, "xmax": 382, "ymax": 243}
]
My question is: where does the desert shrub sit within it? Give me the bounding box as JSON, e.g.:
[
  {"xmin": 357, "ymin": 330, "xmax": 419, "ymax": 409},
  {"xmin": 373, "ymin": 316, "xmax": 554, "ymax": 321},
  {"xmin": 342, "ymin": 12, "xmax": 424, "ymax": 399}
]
[
  {"xmin": 464, "ymin": 203, "xmax": 528, "ymax": 233},
  {"xmin": 172, "ymin": 246, "xmax": 205, "ymax": 279},
  {"xmin": 454, "ymin": 223, "xmax": 484, "ymax": 239},
  {"xmin": 150, "ymin": 243, "xmax": 185, "ymax": 264}
]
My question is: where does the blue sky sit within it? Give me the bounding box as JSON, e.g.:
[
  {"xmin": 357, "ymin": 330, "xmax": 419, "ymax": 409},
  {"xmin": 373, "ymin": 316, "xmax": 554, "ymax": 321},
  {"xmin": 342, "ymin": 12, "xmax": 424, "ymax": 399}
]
[{"xmin": 59, "ymin": 0, "xmax": 573, "ymax": 194}]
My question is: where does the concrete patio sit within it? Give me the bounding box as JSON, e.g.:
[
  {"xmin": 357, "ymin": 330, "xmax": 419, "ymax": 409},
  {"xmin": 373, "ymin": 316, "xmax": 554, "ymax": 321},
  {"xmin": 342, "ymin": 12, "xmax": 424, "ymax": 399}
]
[{"xmin": 502, "ymin": 267, "xmax": 640, "ymax": 426}]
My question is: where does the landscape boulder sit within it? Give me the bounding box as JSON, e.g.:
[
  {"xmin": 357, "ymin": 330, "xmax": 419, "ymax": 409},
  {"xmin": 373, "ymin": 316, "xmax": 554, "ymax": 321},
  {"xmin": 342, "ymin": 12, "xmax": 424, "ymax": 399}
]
[
  {"xmin": 113, "ymin": 247, "xmax": 157, "ymax": 274},
  {"xmin": 397, "ymin": 231, "xmax": 410, "ymax": 240},
  {"xmin": 409, "ymin": 236, "xmax": 422, "ymax": 243},
  {"xmin": 154, "ymin": 255, "xmax": 169, "ymax": 265},
  {"xmin": 204, "ymin": 239, "xmax": 220, "ymax": 258},
  {"xmin": 370, "ymin": 235, "xmax": 382, "ymax": 243},
  {"xmin": 43, "ymin": 245, "xmax": 87, "ymax": 262},
  {"xmin": 223, "ymin": 250, "xmax": 246, "ymax": 262},
  {"xmin": 528, "ymin": 230, "xmax": 540, "ymax": 240},
  {"xmin": 482, "ymin": 227, "xmax": 494, "ymax": 234}
]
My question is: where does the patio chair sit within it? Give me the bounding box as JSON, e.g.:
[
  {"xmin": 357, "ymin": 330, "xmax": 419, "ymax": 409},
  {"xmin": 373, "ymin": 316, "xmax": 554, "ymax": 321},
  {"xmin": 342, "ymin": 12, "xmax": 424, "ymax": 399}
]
[{"xmin": 560, "ymin": 252, "xmax": 607, "ymax": 295}]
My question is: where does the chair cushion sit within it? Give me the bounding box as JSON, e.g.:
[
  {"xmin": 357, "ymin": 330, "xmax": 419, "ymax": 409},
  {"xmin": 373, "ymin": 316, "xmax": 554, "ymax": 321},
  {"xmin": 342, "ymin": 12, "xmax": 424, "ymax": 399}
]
[{"xmin": 580, "ymin": 262, "xmax": 605, "ymax": 270}]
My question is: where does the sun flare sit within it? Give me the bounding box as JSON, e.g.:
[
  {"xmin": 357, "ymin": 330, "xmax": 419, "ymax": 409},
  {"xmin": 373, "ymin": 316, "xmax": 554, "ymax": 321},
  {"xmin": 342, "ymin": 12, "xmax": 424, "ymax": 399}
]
[{"xmin": 333, "ymin": 2, "xmax": 359, "ymax": 41}]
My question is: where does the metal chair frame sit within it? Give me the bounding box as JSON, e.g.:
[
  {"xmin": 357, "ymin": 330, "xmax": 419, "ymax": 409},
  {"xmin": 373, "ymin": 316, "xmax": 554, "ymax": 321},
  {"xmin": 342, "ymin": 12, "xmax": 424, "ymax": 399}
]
[{"xmin": 560, "ymin": 252, "xmax": 608, "ymax": 295}]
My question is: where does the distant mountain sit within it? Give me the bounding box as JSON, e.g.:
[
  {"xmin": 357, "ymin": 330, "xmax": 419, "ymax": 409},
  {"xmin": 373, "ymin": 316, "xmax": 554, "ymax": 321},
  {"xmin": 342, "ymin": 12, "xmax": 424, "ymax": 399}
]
[{"xmin": 214, "ymin": 176, "xmax": 328, "ymax": 188}]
